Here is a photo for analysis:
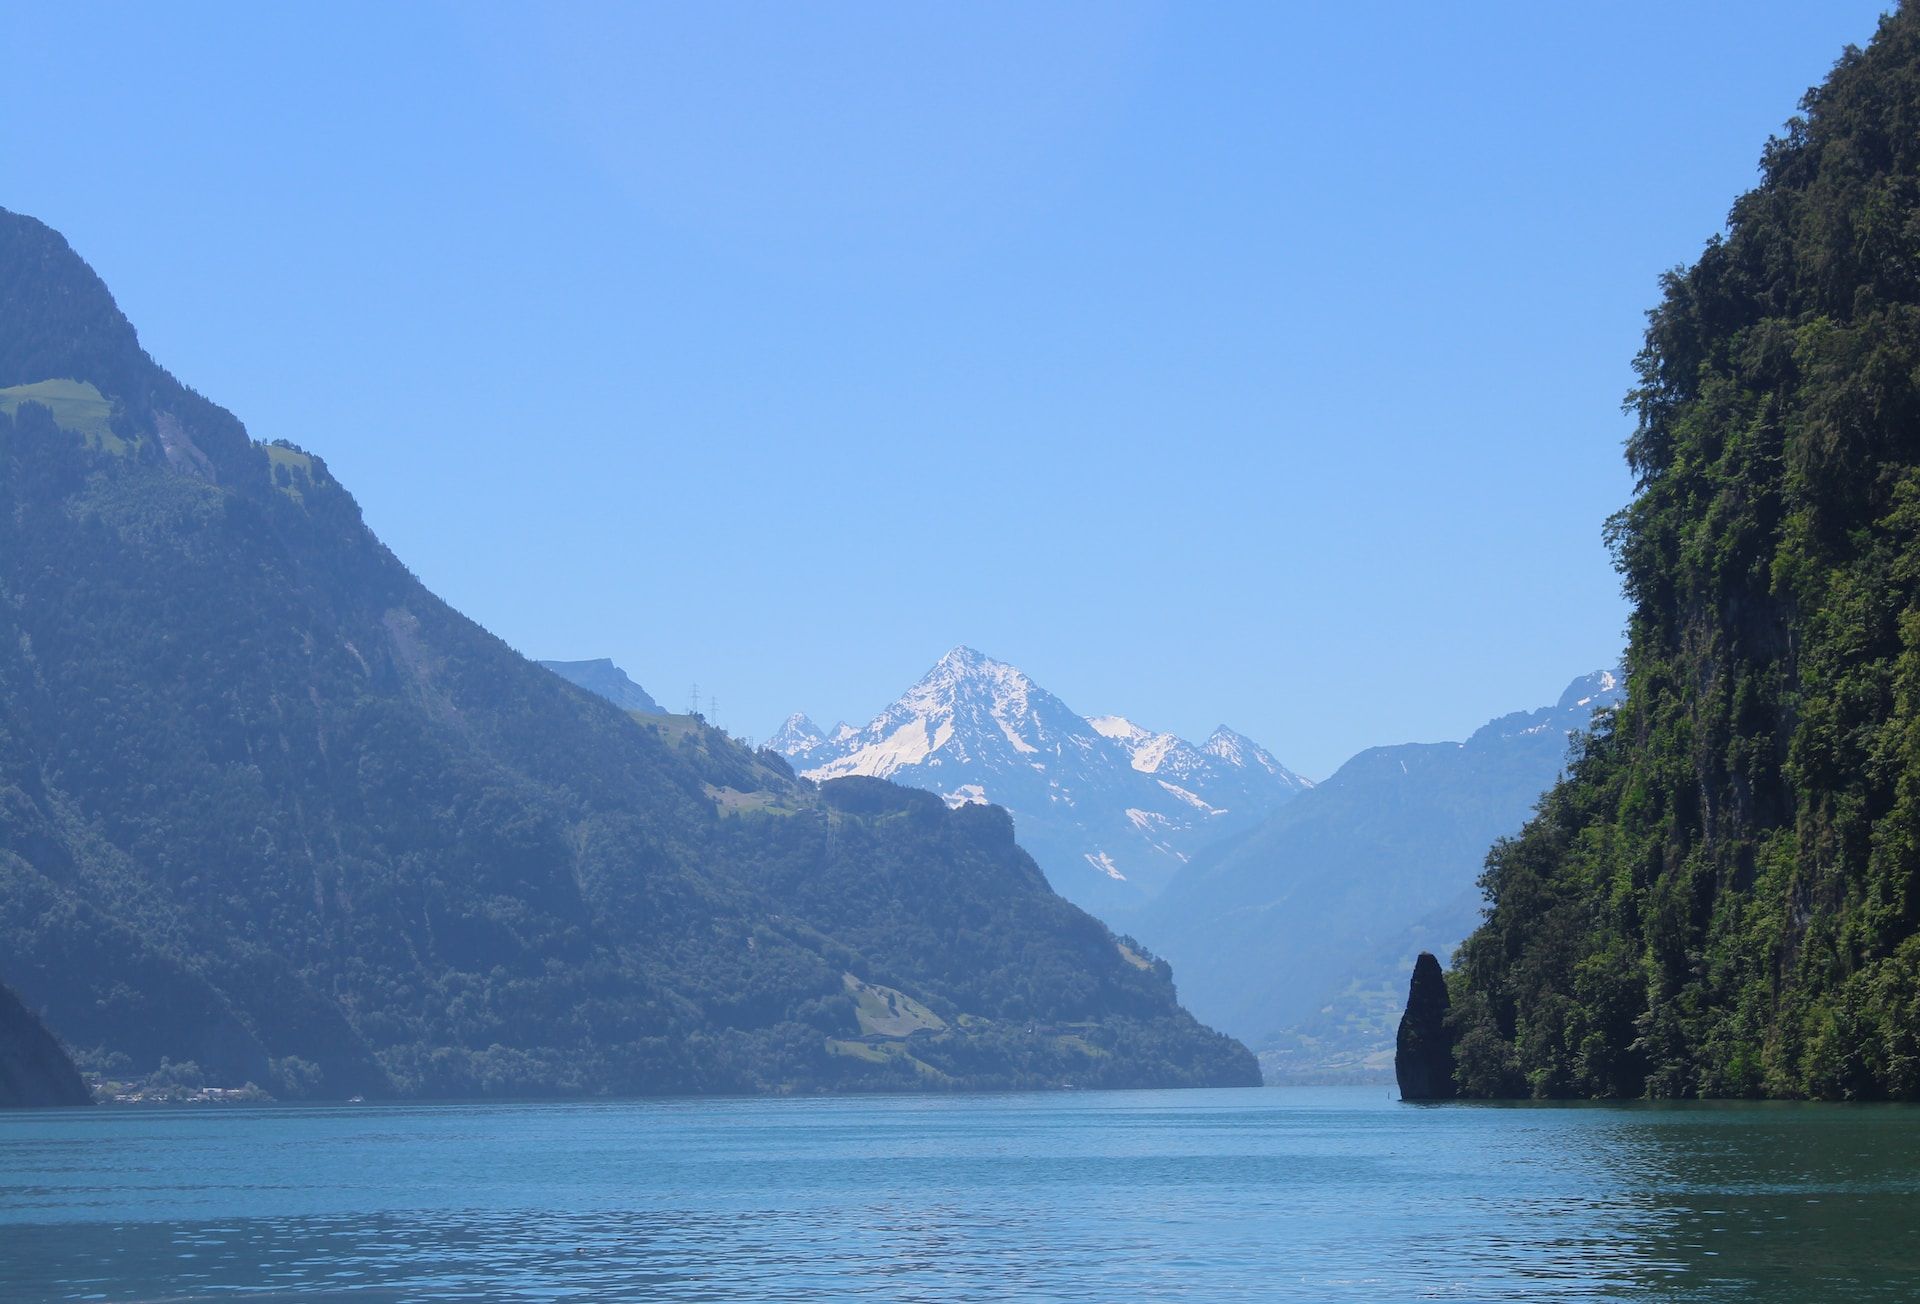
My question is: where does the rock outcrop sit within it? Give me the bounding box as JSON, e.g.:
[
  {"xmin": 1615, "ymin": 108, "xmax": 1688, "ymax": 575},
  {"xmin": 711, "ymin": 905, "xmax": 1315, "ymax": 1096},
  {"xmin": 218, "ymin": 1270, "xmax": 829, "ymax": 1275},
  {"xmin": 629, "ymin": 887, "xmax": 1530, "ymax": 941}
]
[
  {"xmin": 0, "ymin": 982, "xmax": 91, "ymax": 1107},
  {"xmin": 1394, "ymin": 952, "xmax": 1455, "ymax": 1101}
]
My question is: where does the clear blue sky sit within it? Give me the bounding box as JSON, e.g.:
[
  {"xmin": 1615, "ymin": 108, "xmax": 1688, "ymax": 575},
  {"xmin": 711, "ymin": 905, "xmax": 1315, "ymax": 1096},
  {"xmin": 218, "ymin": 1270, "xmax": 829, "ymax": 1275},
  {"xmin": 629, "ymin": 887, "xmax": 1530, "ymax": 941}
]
[{"xmin": 1, "ymin": 2, "xmax": 1893, "ymax": 777}]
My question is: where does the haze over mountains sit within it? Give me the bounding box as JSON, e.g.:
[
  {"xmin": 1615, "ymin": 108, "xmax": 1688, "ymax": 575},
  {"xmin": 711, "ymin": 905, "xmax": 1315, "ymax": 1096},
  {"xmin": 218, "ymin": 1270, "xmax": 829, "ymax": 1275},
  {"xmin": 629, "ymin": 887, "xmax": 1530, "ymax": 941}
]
[
  {"xmin": 761, "ymin": 647, "xmax": 1626, "ymax": 1080},
  {"xmin": 0, "ymin": 209, "xmax": 1255, "ymax": 1100},
  {"xmin": 0, "ymin": 183, "xmax": 1622, "ymax": 1102},
  {"xmin": 771, "ymin": 646, "xmax": 1313, "ymax": 912},
  {"xmin": 1132, "ymin": 672, "xmax": 1624, "ymax": 1080}
]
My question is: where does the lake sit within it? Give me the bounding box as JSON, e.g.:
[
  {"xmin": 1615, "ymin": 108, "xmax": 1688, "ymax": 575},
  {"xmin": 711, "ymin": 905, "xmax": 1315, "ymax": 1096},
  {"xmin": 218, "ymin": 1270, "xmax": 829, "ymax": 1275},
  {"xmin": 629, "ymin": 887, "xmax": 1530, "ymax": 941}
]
[{"xmin": 1, "ymin": 1086, "xmax": 1916, "ymax": 1301}]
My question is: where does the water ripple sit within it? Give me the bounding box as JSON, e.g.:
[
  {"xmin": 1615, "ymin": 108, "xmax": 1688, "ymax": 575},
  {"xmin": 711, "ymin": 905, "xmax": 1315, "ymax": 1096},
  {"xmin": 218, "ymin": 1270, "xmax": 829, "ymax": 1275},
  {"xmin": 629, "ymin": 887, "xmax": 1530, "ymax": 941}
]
[{"xmin": 0, "ymin": 1088, "xmax": 1916, "ymax": 1301}]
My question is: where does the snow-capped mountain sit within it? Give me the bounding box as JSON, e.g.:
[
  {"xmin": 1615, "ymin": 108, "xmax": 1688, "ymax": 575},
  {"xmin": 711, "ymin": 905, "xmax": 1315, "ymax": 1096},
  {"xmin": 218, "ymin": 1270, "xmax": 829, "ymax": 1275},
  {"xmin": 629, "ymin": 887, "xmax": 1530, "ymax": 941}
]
[
  {"xmin": 772, "ymin": 646, "xmax": 1310, "ymax": 911},
  {"xmin": 766, "ymin": 712, "xmax": 828, "ymax": 760},
  {"xmin": 1089, "ymin": 716, "xmax": 1310, "ymax": 818},
  {"xmin": 1469, "ymin": 669, "xmax": 1622, "ymax": 745}
]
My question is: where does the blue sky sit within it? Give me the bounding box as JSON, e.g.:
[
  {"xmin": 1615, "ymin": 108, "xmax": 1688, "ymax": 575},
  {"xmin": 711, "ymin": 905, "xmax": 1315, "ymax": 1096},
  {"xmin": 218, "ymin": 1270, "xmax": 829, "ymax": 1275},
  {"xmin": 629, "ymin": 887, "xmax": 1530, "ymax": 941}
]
[{"xmin": 1, "ymin": 1, "xmax": 1893, "ymax": 777}]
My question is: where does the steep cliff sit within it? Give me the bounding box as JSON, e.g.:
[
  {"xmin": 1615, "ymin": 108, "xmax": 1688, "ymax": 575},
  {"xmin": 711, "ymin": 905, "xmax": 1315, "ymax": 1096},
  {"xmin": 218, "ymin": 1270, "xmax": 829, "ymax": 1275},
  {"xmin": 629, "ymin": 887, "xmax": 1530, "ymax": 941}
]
[{"xmin": 1449, "ymin": 8, "xmax": 1920, "ymax": 1100}]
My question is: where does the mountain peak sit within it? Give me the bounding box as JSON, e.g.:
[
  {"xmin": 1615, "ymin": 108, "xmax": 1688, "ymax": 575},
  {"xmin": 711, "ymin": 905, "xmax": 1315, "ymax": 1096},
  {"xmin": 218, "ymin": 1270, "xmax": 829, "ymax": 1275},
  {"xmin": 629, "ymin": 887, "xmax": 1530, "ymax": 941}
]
[
  {"xmin": 902, "ymin": 646, "xmax": 1044, "ymax": 716},
  {"xmin": 0, "ymin": 207, "xmax": 256, "ymax": 482},
  {"xmin": 924, "ymin": 644, "xmax": 1018, "ymax": 685},
  {"xmin": 1202, "ymin": 726, "xmax": 1246, "ymax": 763},
  {"xmin": 767, "ymin": 712, "xmax": 828, "ymax": 755},
  {"xmin": 1470, "ymin": 669, "xmax": 1627, "ymax": 746},
  {"xmin": 1202, "ymin": 724, "xmax": 1304, "ymax": 783},
  {"xmin": 1557, "ymin": 668, "xmax": 1625, "ymax": 713},
  {"xmin": 0, "ymin": 208, "xmax": 137, "ymax": 393},
  {"xmin": 774, "ymin": 647, "xmax": 1312, "ymax": 908},
  {"xmin": 537, "ymin": 658, "xmax": 664, "ymax": 715}
]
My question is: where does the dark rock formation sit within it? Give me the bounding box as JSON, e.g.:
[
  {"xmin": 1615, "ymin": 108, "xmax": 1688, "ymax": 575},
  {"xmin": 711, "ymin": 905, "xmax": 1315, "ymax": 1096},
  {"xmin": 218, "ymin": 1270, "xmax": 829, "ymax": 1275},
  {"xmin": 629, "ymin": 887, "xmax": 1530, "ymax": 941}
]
[
  {"xmin": 0, "ymin": 982, "xmax": 91, "ymax": 1107},
  {"xmin": 1394, "ymin": 952, "xmax": 1455, "ymax": 1101}
]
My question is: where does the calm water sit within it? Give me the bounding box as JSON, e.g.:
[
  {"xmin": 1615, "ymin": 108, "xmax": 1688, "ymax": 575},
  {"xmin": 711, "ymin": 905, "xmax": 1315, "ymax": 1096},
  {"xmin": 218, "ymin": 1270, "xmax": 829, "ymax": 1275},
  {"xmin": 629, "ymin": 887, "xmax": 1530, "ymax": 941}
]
[{"xmin": 1, "ymin": 1086, "xmax": 1917, "ymax": 1302}]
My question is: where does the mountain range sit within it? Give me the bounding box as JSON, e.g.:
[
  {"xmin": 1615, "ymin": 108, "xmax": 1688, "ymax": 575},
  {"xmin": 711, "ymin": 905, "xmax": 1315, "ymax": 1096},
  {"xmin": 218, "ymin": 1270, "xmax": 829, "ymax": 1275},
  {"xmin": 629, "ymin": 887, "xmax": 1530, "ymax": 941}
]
[
  {"xmin": 771, "ymin": 647, "xmax": 1312, "ymax": 912},
  {"xmin": 1130, "ymin": 671, "xmax": 1624, "ymax": 1079},
  {"xmin": 0, "ymin": 208, "xmax": 1255, "ymax": 1100}
]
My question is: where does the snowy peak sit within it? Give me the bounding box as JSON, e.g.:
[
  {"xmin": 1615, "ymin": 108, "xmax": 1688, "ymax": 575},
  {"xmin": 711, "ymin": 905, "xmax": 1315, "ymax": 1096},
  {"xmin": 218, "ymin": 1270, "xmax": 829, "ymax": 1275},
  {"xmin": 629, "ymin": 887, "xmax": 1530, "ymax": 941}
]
[
  {"xmin": 1087, "ymin": 715, "xmax": 1185, "ymax": 774},
  {"xmin": 1200, "ymin": 726, "xmax": 1312, "ymax": 791},
  {"xmin": 808, "ymin": 645, "xmax": 1084, "ymax": 780},
  {"xmin": 776, "ymin": 711, "xmax": 824, "ymax": 741},
  {"xmin": 931, "ymin": 644, "xmax": 994, "ymax": 676},
  {"xmin": 1086, "ymin": 714, "xmax": 1145, "ymax": 744},
  {"xmin": 771, "ymin": 647, "xmax": 1311, "ymax": 911},
  {"xmin": 1558, "ymin": 669, "xmax": 1624, "ymax": 713},
  {"xmin": 897, "ymin": 645, "xmax": 1028, "ymax": 711},
  {"xmin": 766, "ymin": 712, "xmax": 827, "ymax": 756},
  {"xmin": 1088, "ymin": 715, "xmax": 1299, "ymax": 783},
  {"xmin": 1205, "ymin": 725, "xmax": 1270, "ymax": 770},
  {"xmin": 1473, "ymin": 669, "xmax": 1627, "ymax": 745}
]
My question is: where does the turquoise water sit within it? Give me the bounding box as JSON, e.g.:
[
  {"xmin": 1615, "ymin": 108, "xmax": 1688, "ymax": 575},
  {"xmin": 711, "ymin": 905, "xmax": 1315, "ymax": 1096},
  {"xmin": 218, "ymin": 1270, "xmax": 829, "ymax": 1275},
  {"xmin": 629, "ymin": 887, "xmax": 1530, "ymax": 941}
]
[{"xmin": 1, "ymin": 1086, "xmax": 1917, "ymax": 1301}]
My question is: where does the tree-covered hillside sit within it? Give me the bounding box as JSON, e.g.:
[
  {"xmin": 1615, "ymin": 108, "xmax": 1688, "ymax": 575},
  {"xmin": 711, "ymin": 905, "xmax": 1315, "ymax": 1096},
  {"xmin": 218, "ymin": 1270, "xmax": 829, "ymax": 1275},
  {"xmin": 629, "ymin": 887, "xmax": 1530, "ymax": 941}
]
[
  {"xmin": 0, "ymin": 209, "xmax": 1255, "ymax": 1099},
  {"xmin": 1449, "ymin": 6, "xmax": 1920, "ymax": 1101}
]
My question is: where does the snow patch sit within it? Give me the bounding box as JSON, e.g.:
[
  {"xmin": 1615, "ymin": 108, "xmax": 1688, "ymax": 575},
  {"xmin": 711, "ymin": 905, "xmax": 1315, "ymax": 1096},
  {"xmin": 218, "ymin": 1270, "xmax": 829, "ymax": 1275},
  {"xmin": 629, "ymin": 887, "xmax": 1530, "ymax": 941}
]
[
  {"xmin": 1125, "ymin": 807, "xmax": 1176, "ymax": 833},
  {"xmin": 807, "ymin": 716, "xmax": 953, "ymax": 780},
  {"xmin": 1156, "ymin": 780, "xmax": 1221, "ymax": 813},
  {"xmin": 997, "ymin": 715, "xmax": 1039, "ymax": 754}
]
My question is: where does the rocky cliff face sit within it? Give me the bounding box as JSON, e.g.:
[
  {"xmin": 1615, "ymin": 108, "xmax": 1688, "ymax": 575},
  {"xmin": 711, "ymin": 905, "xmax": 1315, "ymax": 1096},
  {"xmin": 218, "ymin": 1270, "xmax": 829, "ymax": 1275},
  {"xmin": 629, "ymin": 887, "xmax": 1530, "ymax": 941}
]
[{"xmin": 0, "ymin": 983, "xmax": 90, "ymax": 1108}]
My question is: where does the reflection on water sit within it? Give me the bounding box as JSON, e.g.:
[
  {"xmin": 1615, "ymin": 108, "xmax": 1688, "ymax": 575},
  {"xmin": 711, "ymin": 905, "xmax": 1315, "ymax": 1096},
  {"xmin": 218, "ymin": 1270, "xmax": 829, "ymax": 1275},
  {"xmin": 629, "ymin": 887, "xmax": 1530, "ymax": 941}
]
[
  {"xmin": 0, "ymin": 1089, "xmax": 1916, "ymax": 1301},
  {"xmin": 1587, "ymin": 1103, "xmax": 1920, "ymax": 1300}
]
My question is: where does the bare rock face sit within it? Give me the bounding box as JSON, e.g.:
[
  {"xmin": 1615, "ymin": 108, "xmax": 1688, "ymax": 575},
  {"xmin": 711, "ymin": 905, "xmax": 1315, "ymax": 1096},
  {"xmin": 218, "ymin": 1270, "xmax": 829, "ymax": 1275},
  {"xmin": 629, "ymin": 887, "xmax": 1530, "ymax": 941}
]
[
  {"xmin": 1394, "ymin": 952, "xmax": 1455, "ymax": 1101},
  {"xmin": 0, "ymin": 982, "xmax": 91, "ymax": 1108}
]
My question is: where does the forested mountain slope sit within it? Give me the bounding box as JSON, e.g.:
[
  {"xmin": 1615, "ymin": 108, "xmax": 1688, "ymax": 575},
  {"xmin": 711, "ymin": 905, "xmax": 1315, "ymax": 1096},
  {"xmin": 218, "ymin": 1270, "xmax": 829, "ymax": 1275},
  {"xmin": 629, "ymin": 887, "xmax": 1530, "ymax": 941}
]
[
  {"xmin": 1449, "ymin": 8, "xmax": 1920, "ymax": 1100},
  {"xmin": 0, "ymin": 210, "xmax": 1254, "ymax": 1099}
]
